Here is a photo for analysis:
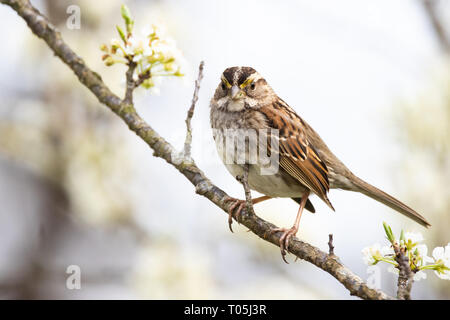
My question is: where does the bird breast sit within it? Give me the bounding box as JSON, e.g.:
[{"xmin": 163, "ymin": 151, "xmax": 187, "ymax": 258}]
[{"xmin": 210, "ymin": 107, "xmax": 308, "ymax": 198}]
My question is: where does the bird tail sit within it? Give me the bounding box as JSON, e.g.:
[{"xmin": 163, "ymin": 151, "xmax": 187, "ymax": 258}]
[{"xmin": 349, "ymin": 174, "xmax": 431, "ymax": 228}]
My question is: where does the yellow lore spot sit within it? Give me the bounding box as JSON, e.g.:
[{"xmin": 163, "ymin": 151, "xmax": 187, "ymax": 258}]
[{"xmin": 221, "ymin": 75, "xmax": 232, "ymax": 88}]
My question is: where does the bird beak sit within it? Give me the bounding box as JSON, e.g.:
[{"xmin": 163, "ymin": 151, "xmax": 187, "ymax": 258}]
[{"xmin": 230, "ymin": 85, "xmax": 241, "ymax": 100}]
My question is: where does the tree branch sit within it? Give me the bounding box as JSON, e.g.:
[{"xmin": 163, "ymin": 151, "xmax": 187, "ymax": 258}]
[
  {"xmin": 1, "ymin": 0, "xmax": 393, "ymax": 300},
  {"xmin": 124, "ymin": 62, "xmax": 151, "ymax": 105},
  {"xmin": 422, "ymin": 0, "xmax": 450, "ymax": 54},
  {"xmin": 184, "ymin": 61, "xmax": 204, "ymax": 157},
  {"xmin": 393, "ymin": 243, "xmax": 414, "ymax": 300},
  {"xmin": 124, "ymin": 61, "xmax": 137, "ymax": 105}
]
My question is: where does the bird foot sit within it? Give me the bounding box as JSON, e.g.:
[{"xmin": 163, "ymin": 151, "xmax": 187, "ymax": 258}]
[
  {"xmin": 223, "ymin": 196, "xmax": 246, "ymax": 232},
  {"xmin": 270, "ymin": 226, "xmax": 299, "ymax": 263}
]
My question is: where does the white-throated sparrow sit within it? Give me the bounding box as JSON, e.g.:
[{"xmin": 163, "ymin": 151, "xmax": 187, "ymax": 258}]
[{"xmin": 210, "ymin": 66, "xmax": 430, "ymax": 261}]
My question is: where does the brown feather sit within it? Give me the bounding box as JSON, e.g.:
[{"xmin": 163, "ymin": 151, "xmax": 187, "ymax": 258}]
[
  {"xmin": 349, "ymin": 174, "xmax": 431, "ymax": 227},
  {"xmin": 260, "ymin": 104, "xmax": 334, "ymax": 210}
]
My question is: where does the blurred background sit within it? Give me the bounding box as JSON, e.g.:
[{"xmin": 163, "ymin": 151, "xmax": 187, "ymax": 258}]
[{"xmin": 0, "ymin": 0, "xmax": 448, "ymax": 299}]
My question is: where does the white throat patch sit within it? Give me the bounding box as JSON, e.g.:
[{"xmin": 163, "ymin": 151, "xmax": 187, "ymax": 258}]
[{"xmin": 227, "ymin": 99, "xmax": 246, "ymax": 112}]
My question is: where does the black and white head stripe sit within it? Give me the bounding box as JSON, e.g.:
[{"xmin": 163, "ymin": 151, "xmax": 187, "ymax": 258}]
[{"xmin": 222, "ymin": 66, "xmax": 262, "ymax": 86}]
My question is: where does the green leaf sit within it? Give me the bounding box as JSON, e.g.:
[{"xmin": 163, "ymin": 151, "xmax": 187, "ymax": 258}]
[
  {"xmin": 121, "ymin": 5, "xmax": 132, "ymax": 24},
  {"xmin": 400, "ymin": 229, "xmax": 405, "ymax": 242},
  {"xmin": 126, "ymin": 19, "xmax": 134, "ymax": 35},
  {"xmin": 120, "ymin": 4, "xmax": 134, "ymax": 34},
  {"xmin": 116, "ymin": 25, "xmax": 127, "ymax": 43},
  {"xmin": 383, "ymin": 222, "xmax": 395, "ymax": 244}
]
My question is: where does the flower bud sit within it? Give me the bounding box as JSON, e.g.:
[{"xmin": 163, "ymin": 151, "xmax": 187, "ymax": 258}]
[
  {"xmin": 383, "ymin": 222, "xmax": 395, "ymax": 244},
  {"xmin": 104, "ymin": 56, "xmax": 115, "ymax": 66}
]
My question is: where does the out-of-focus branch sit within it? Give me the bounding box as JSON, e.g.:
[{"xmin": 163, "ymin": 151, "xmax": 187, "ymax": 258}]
[
  {"xmin": 422, "ymin": 0, "xmax": 450, "ymax": 54},
  {"xmin": 1, "ymin": 0, "xmax": 394, "ymax": 300},
  {"xmin": 184, "ymin": 61, "xmax": 204, "ymax": 157}
]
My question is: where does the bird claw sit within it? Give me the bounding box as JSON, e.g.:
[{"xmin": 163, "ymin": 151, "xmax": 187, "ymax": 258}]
[
  {"xmin": 269, "ymin": 226, "xmax": 299, "ymax": 263},
  {"xmin": 224, "ymin": 197, "xmax": 246, "ymax": 232}
]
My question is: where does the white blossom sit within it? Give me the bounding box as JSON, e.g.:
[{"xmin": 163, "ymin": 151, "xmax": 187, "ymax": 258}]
[
  {"xmin": 432, "ymin": 245, "xmax": 450, "ymax": 265},
  {"xmin": 387, "ymin": 264, "xmax": 399, "ymax": 275},
  {"xmin": 434, "ymin": 269, "xmax": 450, "ymax": 280},
  {"xmin": 110, "ymin": 38, "xmax": 121, "ymax": 47},
  {"xmin": 364, "ymin": 223, "xmax": 450, "ymax": 284},
  {"xmin": 362, "ymin": 243, "xmax": 382, "ymax": 265},
  {"xmin": 413, "ymin": 270, "xmax": 427, "ymax": 281},
  {"xmin": 102, "ymin": 10, "xmax": 186, "ymax": 94},
  {"xmin": 149, "ymin": 86, "xmax": 161, "ymax": 96},
  {"xmin": 415, "ymin": 244, "xmax": 433, "ymax": 265},
  {"xmin": 381, "ymin": 245, "xmax": 394, "ymax": 257},
  {"xmin": 432, "ymin": 244, "xmax": 450, "ymax": 280},
  {"xmin": 404, "ymin": 232, "xmax": 424, "ymax": 244}
]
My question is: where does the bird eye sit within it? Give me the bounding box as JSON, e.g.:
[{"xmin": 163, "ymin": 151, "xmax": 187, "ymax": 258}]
[
  {"xmin": 250, "ymin": 82, "xmax": 256, "ymax": 90},
  {"xmin": 221, "ymin": 83, "xmax": 226, "ymax": 90}
]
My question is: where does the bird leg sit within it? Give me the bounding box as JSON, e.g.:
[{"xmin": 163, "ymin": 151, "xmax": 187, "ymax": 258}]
[
  {"xmin": 271, "ymin": 191, "xmax": 310, "ymax": 263},
  {"xmin": 237, "ymin": 164, "xmax": 253, "ymax": 216},
  {"xmin": 224, "ymin": 195, "xmax": 271, "ymax": 232}
]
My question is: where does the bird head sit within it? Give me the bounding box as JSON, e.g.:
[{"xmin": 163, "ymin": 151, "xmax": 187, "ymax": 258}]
[{"xmin": 212, "ymin": 66, "xmax": 273, "ymax": 112}]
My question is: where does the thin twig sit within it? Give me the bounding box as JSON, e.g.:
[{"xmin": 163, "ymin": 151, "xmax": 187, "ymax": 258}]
[
  {"xmin": 1, "ymin": 0, "xmax": 394, "ymax": 300},
  {"xmin": 422, "ymin": 0, "xmax": 450, "ymax": 54},
  {"xmin": 184, "ymin": 61, "xmax": 204, "ymax": 157},
  {"xmin": 328, "ymin": 234, "xmax": 335, "ymax": 256},
  {"xmin": 134, "ymin": 69, "xmax": 151, "ymax": 88}
]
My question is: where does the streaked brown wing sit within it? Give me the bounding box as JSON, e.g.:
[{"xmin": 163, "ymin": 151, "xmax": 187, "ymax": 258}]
[{"xmin": 260, "ymin": 101, "xmax": 334, "ymax": 210}]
